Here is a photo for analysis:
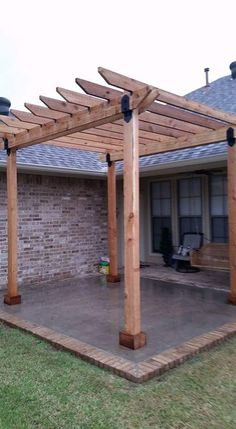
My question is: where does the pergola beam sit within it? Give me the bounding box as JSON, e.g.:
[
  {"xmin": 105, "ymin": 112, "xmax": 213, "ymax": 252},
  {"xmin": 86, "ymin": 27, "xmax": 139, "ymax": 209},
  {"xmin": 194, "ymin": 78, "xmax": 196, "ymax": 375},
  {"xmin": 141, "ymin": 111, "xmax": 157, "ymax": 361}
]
[
  {"xmin": 0, "ymin": 115, "xmax": 39, "ymax": 130},
  {"xmin": 40, "ymin": 95, "xmax": 84, "ymax": 114},
  {"xmin": 156, "ymin": 89, "xmax": 236, "ymax": 124},
  {"xmin": 0, "ymin": 124, "xmax": 25, "ymax": 135},
  {"xmin": 25, "ymin": 103, "xmax": 70, "ymax": 120},
  {"xmin": 44, "ymin": 140, "xmax": 108, "ymax": 153},
  {"xmin": 106, "ymin": 126, "xmax": 229, "ymax": 161},
  {"xmin": 4, "ymin": 68, "xmax": 232, "ymax": 159},
  {"xmin": 11, "ymin": 109, "xmax": 53, "ymax": 125},
  {"xmin": 76, "ymin": 77, "xmax": 121, "ymax": 100},
  {"xmin": 140, "ymin": 111, "xmax": 210, "ymax": 134},
  {"xmin": 148, "ymin": 102, "xmax": 225, "ymax": 129},
  {"xmin": 96, "ymin": 121, "xmax": 183, "ymax": 142},
  {"xmin": 80, "ymin": 127, "xmax": 123, "ymax": 141},
  {"xmin": 99, "ymin": 122, "xmax": 179, "ymax": 142},
  {"xmin": 77, "ymin": 76, "xmax": 225, "ymax": 130},
  {"xmin": 138, "ymin": 120, "xmax": 186, "ymax": 137},
  {"xmin": 54, "ymin": 136, "xmax": 123, "ymax": 151},
  {"xmin": 56, "ymin": 87, "xmax": 101, "ymax": 107},
  {"xmin": 99, "ymin": 67, "xmax": 144, "ymax": 91},
  {"xmin": 98, "ymin": 67, "xmax": 236, "ymax": 125},
  {"xmin": 9, "ymin": 86, "xmax": 155, "ymax": 150},
  {"xmin": 67, "ymin": 132, "xmax": 123, "ymax": 145}
]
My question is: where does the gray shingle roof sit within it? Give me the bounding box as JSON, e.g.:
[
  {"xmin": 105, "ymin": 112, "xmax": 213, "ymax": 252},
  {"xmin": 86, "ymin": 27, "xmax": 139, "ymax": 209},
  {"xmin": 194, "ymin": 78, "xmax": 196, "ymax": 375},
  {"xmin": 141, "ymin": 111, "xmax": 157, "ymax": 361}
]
[
  {"xmin": 116, "ymin": 142, "xmax": 227, "ymax": 172},
  {"xmin": 0, "ymin": 144, "xmax": 106, "ymax": 174},
  {"xmin": 1, "ymin": 73, "xmax": 233, "ymax": 174},
  {"xmin": 186, "ymin": 74, "xmax": 236, "ymax": 113},
  {"xmin": 136, "ymin": 73, "xmax": 236, "ymax": 170}
]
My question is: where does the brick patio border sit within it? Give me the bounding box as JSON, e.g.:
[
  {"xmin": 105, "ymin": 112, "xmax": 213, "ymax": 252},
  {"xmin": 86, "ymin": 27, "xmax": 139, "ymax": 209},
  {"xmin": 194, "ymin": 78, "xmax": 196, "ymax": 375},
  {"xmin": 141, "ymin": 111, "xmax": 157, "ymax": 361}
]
[{"xmin": 0, "ymin": 310, "xmax": 236, "ymax": 383}]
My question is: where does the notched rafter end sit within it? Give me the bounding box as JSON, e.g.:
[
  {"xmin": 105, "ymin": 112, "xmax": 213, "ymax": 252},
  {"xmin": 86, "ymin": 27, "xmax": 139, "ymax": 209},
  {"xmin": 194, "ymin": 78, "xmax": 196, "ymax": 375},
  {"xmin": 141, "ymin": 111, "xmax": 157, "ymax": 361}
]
[{"xmin": 97, "ymin": 66, "xmax": 107, "ymax": 81}]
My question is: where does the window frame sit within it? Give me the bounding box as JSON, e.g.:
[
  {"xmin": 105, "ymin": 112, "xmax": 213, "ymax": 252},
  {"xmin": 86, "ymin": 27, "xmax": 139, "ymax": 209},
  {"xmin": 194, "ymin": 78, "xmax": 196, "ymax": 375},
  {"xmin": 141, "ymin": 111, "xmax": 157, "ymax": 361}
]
[
  {"xmin": 150, "ymin": 180, "xmax": 172, "ymax": 253},
  {"xmin": 177, "ymin": 177, "xmax": 203, "ymax": 242},
  {"xmin": 209, "ymin": 174, "xmax": 228, "ymax": 243}
]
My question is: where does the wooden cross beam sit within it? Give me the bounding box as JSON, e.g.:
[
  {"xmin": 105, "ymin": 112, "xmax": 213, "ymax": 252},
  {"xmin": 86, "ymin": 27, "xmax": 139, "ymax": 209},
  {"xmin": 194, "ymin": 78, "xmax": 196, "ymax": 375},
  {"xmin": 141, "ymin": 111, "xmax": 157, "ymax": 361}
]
[
  {"xmin": 98, "ymin": 67, "xmax": 236, "ymax": 125},
  {"xmin": 77, "ymin": 75, "xmax": 226, "ymax": 130},
  {"xmin": 105, "ymin": 126, "xmax": 229, "ymax": 162},
  {"xmin": 1, "ymin": 66, "xmax": 236, "ymax": 158},
  {"xmin": 7, "ymin": 86, "xmax": 157, "ymax": 150}
]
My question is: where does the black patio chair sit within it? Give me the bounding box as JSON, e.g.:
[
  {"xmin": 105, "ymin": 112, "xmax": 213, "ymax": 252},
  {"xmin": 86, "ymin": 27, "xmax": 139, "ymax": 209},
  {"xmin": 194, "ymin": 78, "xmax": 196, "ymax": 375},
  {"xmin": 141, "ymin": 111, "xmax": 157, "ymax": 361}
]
[{"xmin": 172, "ymin": 232, "xmax": 204, "ymax": 273}]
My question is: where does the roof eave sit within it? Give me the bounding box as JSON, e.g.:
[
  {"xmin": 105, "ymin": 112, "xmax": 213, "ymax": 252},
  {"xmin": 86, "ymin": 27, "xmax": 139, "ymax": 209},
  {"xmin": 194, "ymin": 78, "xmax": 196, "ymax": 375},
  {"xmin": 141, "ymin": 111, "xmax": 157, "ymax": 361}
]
[
  {"xmin": 0, "ymin": 161, "xmax": 107, "ymax": 178},
  {"xmin": 116, "ymin": 153, "xmax": 227, "ymax": 177}
]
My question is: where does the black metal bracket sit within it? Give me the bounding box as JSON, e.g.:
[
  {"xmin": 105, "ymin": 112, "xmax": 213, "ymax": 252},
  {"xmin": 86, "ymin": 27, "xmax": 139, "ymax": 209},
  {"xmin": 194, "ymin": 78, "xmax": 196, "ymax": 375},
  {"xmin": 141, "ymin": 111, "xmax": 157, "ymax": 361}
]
[
  {"xmin": 121, "ymin": 94, "xmax": 132, "ymax": 123},
  {"xmin": 106, "ymin": 153, "xmax": 112, "ymax": 167},
  {"xmin": 4, "ymin": 138, "xmax": 11, "ymax": 156},
  {"xmin": 227, "ymin": 127, "xmax": 236, "ymax": 147}
]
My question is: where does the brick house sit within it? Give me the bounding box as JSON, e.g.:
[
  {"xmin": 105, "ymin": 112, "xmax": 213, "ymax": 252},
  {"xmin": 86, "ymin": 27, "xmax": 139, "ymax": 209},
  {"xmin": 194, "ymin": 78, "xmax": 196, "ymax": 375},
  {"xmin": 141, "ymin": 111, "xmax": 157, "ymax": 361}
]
[
  {"xmin": 0, "ymin": 64, "xmax": 234, "ymax": 289},
  {"xmin": 0, "ymin": 147, "xmax": 108, "ymax": 288}
]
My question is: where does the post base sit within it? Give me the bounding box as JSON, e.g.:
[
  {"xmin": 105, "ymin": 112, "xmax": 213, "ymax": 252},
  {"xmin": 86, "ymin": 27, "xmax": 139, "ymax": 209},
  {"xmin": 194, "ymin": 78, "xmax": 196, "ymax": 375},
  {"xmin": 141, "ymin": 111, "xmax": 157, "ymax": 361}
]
[
  {"xmin": 119, "ymin": 330, "xmax": 147, "ymax": 350},
  {"xmin": 107, "ymin": 274, "xmax": 121, "ymax": 283},
  {"xmin": 228, "ymin": 293, "xmax": 236, "ymax": 305},
  {"xmin": 4, "ymin": 295, "xmax": 21, "ymax": 305}
]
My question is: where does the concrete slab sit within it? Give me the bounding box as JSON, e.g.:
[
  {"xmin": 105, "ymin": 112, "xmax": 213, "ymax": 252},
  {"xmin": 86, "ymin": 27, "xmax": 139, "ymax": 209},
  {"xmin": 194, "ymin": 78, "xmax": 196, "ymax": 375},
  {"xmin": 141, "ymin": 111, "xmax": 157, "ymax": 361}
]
[
  {"xmin": 140, "ymin": 263, "xmax": 230, "ymax": 291},
  {"xmin": 0, "ymin": 275, "xmax": 235, "ymax": 363}
]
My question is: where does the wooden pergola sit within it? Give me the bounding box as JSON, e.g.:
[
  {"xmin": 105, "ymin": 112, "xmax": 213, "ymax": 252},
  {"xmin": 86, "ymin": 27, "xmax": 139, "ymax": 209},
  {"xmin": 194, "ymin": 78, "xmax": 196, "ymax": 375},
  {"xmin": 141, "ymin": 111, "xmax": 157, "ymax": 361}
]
[{"xmin": 1, "ymin": 67, "xmax": 236, "ymax": 350}]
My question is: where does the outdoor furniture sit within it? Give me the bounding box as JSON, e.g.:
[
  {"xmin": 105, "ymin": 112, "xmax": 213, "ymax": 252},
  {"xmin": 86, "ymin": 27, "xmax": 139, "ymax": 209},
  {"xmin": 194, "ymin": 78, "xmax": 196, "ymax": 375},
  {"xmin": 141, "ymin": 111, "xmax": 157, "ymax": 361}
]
[
  {"xmin": 191, "ymin": 243, "xmax": 229, "ymax": 271},
  {"xmin": 172, "ymin": 232, "xmax": 203, "ymax": 272}
]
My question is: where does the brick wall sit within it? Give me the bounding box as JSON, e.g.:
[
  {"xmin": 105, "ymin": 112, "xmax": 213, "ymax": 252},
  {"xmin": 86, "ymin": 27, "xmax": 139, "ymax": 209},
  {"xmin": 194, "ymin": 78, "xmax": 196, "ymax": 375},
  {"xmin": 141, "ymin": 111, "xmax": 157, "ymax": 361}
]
[{"xmin": 0, "ymin": 172, "xmax": 108, "ymax": 289}]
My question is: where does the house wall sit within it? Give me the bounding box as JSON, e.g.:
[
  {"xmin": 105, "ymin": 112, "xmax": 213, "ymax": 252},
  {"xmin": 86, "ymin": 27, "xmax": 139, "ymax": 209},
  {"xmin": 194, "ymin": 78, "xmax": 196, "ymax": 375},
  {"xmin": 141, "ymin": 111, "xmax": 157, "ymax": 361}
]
[
  {"xmin": 140, "ymin": 166, "xmax": 227, "ymax": 264},
  {"xmin": 117, "ymin": 162, "xmax": 227, "ymax": 267},
  {"xmin": 0, "ymin": 172, "xmax": 108, "ymax": 289}
]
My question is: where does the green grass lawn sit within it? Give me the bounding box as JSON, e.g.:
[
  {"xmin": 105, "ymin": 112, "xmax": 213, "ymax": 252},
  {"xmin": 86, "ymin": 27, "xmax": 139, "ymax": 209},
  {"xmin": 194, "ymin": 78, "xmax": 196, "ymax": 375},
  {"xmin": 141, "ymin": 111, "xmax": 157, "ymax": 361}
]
[{"xmin": 1, "ymin": 324, "xmax": 236, "ymax": 429}]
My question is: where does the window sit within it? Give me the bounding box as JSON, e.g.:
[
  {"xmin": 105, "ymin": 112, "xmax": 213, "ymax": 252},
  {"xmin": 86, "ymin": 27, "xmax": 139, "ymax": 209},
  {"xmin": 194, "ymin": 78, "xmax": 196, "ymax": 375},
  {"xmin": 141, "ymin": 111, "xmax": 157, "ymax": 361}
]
[
  {"xmin": 151, "ymin": 181, "xmax": 171, "ymax": 252},
  {"xmin": 178, "ymin": 178, "xmax": 202, "ymax": 240},
  {"xmin": 210, "ymin": 175, "xmax": 228, "ymax": 243}
]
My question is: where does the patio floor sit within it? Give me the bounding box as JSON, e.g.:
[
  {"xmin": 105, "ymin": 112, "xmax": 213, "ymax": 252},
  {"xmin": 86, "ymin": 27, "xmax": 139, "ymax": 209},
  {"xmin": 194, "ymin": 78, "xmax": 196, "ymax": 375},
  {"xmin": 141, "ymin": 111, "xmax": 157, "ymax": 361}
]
[
  {"xmin": 0, "ymin": 266, "xmax": 235, "ymax": 382},
  {"xmin": 0, "ymin": 272, "xmax": 235, "ymax": 365},
  {"xmin": 140, "ymin": 263, "xmax": 230, "ymax": 291}
]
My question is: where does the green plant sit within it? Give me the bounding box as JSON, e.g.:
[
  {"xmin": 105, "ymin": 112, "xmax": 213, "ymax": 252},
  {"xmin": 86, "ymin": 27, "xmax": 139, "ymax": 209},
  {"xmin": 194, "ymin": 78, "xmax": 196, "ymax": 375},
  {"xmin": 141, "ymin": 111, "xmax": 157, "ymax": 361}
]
[{"xmin": 160, "ymin": 227, "xmax": 173, "ymax": 266}]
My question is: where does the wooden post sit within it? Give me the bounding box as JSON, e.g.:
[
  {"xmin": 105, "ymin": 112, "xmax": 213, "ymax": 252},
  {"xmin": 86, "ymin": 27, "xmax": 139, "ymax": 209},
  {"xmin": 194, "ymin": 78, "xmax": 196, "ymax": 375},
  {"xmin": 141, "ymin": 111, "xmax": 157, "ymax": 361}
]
[
  {"xmin": 119, "ymin": 102, "xmax": 146, "ymax": 349},
  {"xmin": 227, "ymin": 140, "xmax": 236, "ymax": 305},
  {"xmin": 107, "ymin": 159, "xmax": 120, "ymax": 282},
  {"xmin": 4, "ymin": 149, "xmax": 21, "ymax": 305}
]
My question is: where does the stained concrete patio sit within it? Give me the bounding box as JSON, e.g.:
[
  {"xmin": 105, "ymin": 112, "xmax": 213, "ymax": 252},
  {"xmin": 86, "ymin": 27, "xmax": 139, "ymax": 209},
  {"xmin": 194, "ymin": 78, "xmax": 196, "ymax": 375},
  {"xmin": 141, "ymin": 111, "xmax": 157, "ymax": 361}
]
[
  {"xmin": 140, "ymin": 263, "xmax": 230, "ymax": 291},
  {"xmin": 0, "ymin": 273, "xmax": 235, "ymax": 363}
]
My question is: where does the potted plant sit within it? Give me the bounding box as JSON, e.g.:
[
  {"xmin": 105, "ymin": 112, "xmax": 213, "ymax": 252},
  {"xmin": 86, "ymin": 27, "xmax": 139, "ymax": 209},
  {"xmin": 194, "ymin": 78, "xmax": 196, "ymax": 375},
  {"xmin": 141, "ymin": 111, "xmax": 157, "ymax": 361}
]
[{"xmin": 159, "ymin": 227, "xmax": 173, "ymax": 267}]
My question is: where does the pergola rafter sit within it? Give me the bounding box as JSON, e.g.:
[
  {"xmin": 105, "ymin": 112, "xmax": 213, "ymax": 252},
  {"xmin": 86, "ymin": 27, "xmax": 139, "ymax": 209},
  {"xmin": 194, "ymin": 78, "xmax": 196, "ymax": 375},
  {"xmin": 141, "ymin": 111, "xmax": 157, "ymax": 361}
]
[
  {"xmin": 1, "ymin": 67, "xmax": 235, "ymax": 156},
  {"xmin": 1, "ymin": 66, "xmax": 234, "ymax": 158},
  {"xmin": 1, "ymin": 67, "xmax": 236, "ymax": 351},
  {"xmin": 0, "ymin": 84, "xmax": 156, "ymax": 150}
]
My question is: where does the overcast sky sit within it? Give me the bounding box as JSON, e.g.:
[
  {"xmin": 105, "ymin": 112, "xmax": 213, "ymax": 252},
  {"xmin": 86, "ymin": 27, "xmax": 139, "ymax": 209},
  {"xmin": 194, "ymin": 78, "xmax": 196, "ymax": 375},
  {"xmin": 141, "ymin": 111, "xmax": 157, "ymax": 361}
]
[{"xmin": 1, "ymin": 0, "xmax": 236, "ymax": 110}]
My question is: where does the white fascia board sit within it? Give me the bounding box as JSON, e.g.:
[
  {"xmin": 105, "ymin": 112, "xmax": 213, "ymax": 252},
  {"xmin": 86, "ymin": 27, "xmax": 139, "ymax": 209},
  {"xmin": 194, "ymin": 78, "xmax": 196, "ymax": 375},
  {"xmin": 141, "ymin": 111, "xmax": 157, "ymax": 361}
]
[
  {"xmin": 115, "ymin": 153, "xmax": 227, "ymax": 177},
  {"xmin": 0, "ymin": 161, "xmax": 107, "ymax": 178},
  {"xmin": 139, "ymin": 153, "xmax": 227, "ymax": 175}
]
